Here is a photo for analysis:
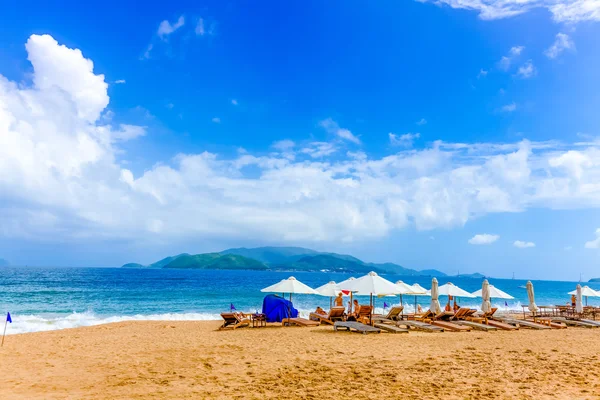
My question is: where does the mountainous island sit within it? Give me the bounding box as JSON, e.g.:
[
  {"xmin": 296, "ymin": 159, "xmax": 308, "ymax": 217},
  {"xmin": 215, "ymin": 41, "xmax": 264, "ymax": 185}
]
[
  {"xmin": 0, "ymin": 258, "xmax": 10, "ymax": 267},
  {"xmin": 122, "ymin": 246, "xmax": 486, "ymax": 278},
  {"xmin": 589, "ymin": 278, "xmax": 600, "ymax": 283}
]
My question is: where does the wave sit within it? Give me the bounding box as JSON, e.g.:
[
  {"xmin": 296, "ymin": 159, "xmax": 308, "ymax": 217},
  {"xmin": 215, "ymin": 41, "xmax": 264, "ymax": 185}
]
[{"xmin": 4, "ymin": 311, "xmax": 222, "ymax": 335}]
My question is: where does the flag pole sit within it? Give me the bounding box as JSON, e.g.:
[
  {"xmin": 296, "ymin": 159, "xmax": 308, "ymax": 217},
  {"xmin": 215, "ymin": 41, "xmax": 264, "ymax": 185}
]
[{"xmin": 1, "ymin": 319, "xmax": 7, "ymax": 347}]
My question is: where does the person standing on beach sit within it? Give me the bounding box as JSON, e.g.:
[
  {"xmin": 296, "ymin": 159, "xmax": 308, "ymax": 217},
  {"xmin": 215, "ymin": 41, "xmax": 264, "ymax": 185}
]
[
  {"xmin": 334, "ymin": 292, "xmax": 344, "ymax": 307},
  {"xmin": 571, "ymin": 294, "xmax": 576, "ymax": 307}
]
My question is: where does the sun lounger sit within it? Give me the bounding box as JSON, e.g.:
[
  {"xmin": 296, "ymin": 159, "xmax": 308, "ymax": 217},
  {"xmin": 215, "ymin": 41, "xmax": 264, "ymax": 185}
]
[
  {"xmin": 219, "ymin": 312, "xmax": 251, "ymax": 330},
  {"xmin": 552, "ymin": 318, "xmax": 597, "ymax": 328},
  {"xmin": 454, "ymin": 320, "xmax": 497, "ymax": 331},
  {"xmin": 431, "ymin": 320, "xmax": 472, "ymax": 332},
  {"xmin": 534, "ymin": 317, "xmax": 567, "ymax": 329},
  {"xmin": 413, "ymin": 310, "xmax": 435, "ymax": 322},
  {"xmin": 579, "ymin": 319, "xmax": 600, "ymax": 327},
  {"xmin": 500, "ymin": 318, "xmax": 550, "ymax": 330},
  {"xmin": 486, "ymin": 319, "xmax": 518, "ymax": 330},
  {"xmin": 481, "ymin": 307, "xmax": 498, "ymax": 320},
  {"xmin": 372, "ymin": 306, "xmax": 404, "ymax": 321},
  {"xmin": 334, "ymin": 321, "xmax": 381, "ymax": 335},
  {"xmin": 309, "ymin": 306, "xmax": 346, "ymax": 325},
  {"xmin": 400, "ymin": 320, "xmax": 444, "ymax": 332},
  {"xmin": 355, "ymin": 305, "xmax": 374, "ymax": 324},
  {"xmin": 283, "ymin": 317, "xmax": 320, "ymax": 327},
  {"xmin": 374, "ymin": 323, "xmax": 409, "ymax": 334}
]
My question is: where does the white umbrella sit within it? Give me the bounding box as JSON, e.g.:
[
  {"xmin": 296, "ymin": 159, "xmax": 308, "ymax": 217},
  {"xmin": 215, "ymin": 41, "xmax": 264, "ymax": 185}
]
[
  {"xmin": 526, "ymin": 281, "xmax": 538, "ymax": 313},
  {"xmin": 315, "ymin": 281, "xmax": 345, "ymax": 308},
  {"xmin": 471, "ymin": 285, "xmax": 514, "ymax": 299},
  {"xmin": 261, "ymin": 276, "xmax": 318, "ymax": 301},
  {"xmin": 341, "ymin": 272, "xmax": 400, "ymax": 320},
  {"xmin": 481, "ymin": 279, "xmax": 492, "ymax": 314},
  {"xmin": 437, "ymin": 282, "xmax": 476, "ymax": 298},
  {"xmin": 568, "ymin": 286, "xmax": 600, "ymax": 306},
  {"xmin": 430, "ymin": 278, "xmax": 442, "ymax": 314},
  {"xmin": 410, "ymin": 283, "xmax": 429, "ymax": 314},
  {"xmin": 395, "ymin": 280, "xmax": 417, "ymax": 306},
  {"xmin": 575, "ymin": 284, "xmax": 584, "ymax": 313}
]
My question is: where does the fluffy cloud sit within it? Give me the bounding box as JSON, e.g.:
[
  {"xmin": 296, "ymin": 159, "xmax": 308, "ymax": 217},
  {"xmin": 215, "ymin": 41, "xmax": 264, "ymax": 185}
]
[
  {"xmin": 320, "ymin": 118, "xmax": 360, "ymax": 144},
  {"xmin": 545, "ymin": 33, "xmax": 575, "ymax": 59},
  {"xmin": 195, "ymin": 18, "xmax": 205, "ymax": 36},
  {"xmin": 469, "ymin": 234, "xmax": 500, "ymax": 245},
  {"xmin": 211, "ymin": 117, "xmax": 221, "ymax": 123},
  {"xmin": 517, "ymin": 60, "xmax": 537, "ymax": 79},
  {"xmin": 6, "ymin": 35, "xmax": 600, "ymax": 246},
  {"xmin": 501, "ymin": 102, "xmax": 517, "ymax": 112},
  {"xmin": 498, "ymin": 46, "xmax": 524, "ymax": 70},
  {"xmin": 514, "ymin": 240, "xmax": 536, "ymax": 248},
  {"xmin": 389, "ymin": 132, "xmax": 421, "ymax": 147},
  {"xmin": 584, "ymin": 229, "xmax": 600, "ymax": 249},
  {"xmin": 416, "ymin": 0, "xmax": 600, "ymax": 22},
  {"xmin": 158, "ymin": 16, "xmax": 185, "ymax": 39},
  {"xmin": 416, "ymin": 118, "xmax": 428, "ymax": 125}
]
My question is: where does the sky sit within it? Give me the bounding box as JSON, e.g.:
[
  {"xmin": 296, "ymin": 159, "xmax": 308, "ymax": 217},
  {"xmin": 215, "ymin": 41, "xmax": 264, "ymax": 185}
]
[{"xmin": 1, "ymin": 0, "xmax": 600, "ymax": 280}]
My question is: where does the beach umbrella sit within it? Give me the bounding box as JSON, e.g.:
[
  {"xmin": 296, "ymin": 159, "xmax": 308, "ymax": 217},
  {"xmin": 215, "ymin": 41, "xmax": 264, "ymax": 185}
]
[
  {"xmin": 340, "ymin": 272, "xmax": 400, "ymax": 320},
  {"xmin": 395, "ymin": 280, "xmax": 417, "ymax": 306},
  {"xmin": 568, "ymin": 286, "xmax": 600, "ymax": 306},
  {"xmin": 526, "ymin": 281, "xmax": 538, "ymax": 314},
  {"xmin": 430, "ymin": 278, "xmax": 442, "ymax": 314},
  {"xmin": 337, "ymin": 277, "xmax": 356, "ymax": 312},
  {"xmin": 575, "ymin": 284, "xmax": 584, "ymax": 314},
  {"xmin": 471, "ymin": 285, "xmax": 515, "ymax": 299},
  {"xmin": 410, "ymin": 283, "xmax": 429, "ymax": 314},
  {"xmin": 315, "ymin": 281, "xmax": 345, "ymax": 308},
  {"xmin": 481, "ymin": 279, "xmax": 492, "ymax": 314},
  {"xmin": 261, "ymin": 276, "xmax": 318, "ymax": 302},
  {"xmin": 437, "ymin": 282, "xmax": 476, "ymax": 298}
]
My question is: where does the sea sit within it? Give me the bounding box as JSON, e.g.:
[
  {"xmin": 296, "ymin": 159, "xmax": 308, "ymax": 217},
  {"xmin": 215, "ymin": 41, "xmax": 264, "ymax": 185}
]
[{"xmin": 1, "ymin": 266, "xmax": 599, "ymax": 335}]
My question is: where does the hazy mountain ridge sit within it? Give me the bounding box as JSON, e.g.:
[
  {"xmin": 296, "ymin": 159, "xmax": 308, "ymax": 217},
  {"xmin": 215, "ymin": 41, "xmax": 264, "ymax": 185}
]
[
  {"xmin": 122, "ymin": 246, "xmax": 485, "ymax": 277},
  {"xmin": 0, "ymin": 258, "xmax": 9, "ymax": 267}
]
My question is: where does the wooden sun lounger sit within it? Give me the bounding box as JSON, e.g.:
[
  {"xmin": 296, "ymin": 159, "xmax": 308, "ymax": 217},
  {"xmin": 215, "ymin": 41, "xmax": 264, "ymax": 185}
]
[
  {"xmin": 309, "ymin": 307, "xmax": 346, "ymax": 325},
  {"xmin": 431, "ymin": 320, "xmax": 472, "ymax": 332},
  {"xmin": 334, "ymin": 321, "xmax": 381, "ymax": 335},
  {"xmin": 372, "ymin": 306, "xmax": 404, "ymax": 321},
  {"xmin": 501, "ymin": 318, "xmax": 551, "ymax": 330},
  {"xmin": 374, "ymin": 323, "xmax": 409, "ymax": 334},
  {"xmin": 577, "ymin": 319, "xmax": 600, "ymax": 327},
  {"xmin": 486, "ymin": 319, "xmax": 518, "ymax": 330},
  {"xmin": 355, "ymin": 305, "xmax": 374, "ymax": 324},
  {"xmin": 283, "ymin": 317, "xmax": 320, "ymax": 327},
  {"xmin": 551, "ymin": 318, "xmax": 597, "ymax": 328},
  {"xmin": 219, "ymin": 312, "xmax": 251, "ymax": 330},
  {"xmin": 454, "ymin": 320, "xmax": 497, "ymax": 331},
  {"xmin": 400, "ymin": 320, "xmax": 444, "ymax": 332}
]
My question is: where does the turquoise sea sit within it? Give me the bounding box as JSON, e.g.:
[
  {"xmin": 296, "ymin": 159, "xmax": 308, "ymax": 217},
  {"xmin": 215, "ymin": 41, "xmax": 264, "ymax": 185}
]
[{"xmin": 1, "ymin": 266, "xmax": 599, "ymax": 335}]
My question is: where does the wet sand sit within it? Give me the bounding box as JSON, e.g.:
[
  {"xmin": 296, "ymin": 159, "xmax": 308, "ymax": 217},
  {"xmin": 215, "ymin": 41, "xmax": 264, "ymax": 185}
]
[{"xmin": 1, "ymin": 321, "xmax": 599, "ymax": 399}]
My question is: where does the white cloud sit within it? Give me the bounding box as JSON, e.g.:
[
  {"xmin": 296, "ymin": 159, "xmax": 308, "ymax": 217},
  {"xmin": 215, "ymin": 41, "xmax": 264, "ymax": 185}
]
[
  {"xmin": 115, "ymin": 79, "xmax": 126, "ymax": 84},
  {"xmin": 477, "ymin": 69, "xmax": 488, "ymax": 78},
  {"xmin": 231, "ymin": 99, "xmax": 238, "ymax": 106},
  {"xmin": 498, "ymin": 46, "xmax": 525, "ymax": 70},
  {"xmin": 272, "ymin": 140, "xmax": 295, "ymax": 151},
  {"xmin": 142, "ymin": 44, "xmax": 153, "ymax": 60},
  {"xmin": 195, "ymin": 18, "xmax": 205, "ymax": 36},
  {"xmin": 166, "ymin": 103, "xmax": 174, "ymax": 109},
  {"xmin": 389, "ymin": 132, "xmax": 421, "ymax": 147},
  {"xmin": 564, "ymin": 246, "xmax": 573, "ymax": 251},
  {"xmin": 501, "ymin": 102, "xmax": 517, "ymax": 112},
  {"xmin": 584, "ymin": 229, "xmax": 600, "ymax": 249},
  {"xmin": 545, "ymin": 33, "xmax": 575, "ymax": 59},
  {"xmin": 417, "ymin": 118, "xmax": 428, "ymax": 125},
  {"xmin": 212, "ymin": 117, "xmax": 221, "ymax": 124},
  {"xmin": 514, "ymin": 240, "xmax": 535, "ymax": 248},
  {"xmin": 158, "ymin": 16, "xmax": 185, "ymax": 39},
  {"xmin": 416, "ymin": 0, "xmax": 600, "ymax": 22},
  {"xmin": 469, "ymin": 234, "xmax": 500, "ymax": 245},
  {"xmin": 320, "ymin": 118, "xmax": 360, "ymax": 144},
  {"xmin": 517, "ymin": 60, "xmax": 537, "ymax": 79},
  {"xmin": 9, "ymin": 35, "xmax": 600, "ymax": 246}
]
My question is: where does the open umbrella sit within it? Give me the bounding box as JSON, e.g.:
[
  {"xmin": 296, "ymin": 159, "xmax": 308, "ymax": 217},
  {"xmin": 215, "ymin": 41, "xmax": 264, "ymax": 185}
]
[
  {"xmin": 481, "ymin": 279, "xmax": 492, "ymax": 314},
  {"xmin": 410, "ymin": 283, "xmax": 429, "ymax": 314},
  {"xmin": 315, "ymin": 281, "xmax": 345, "ymax": 308},
  {"xmin": 575, "ymin": 284, "xmax": 584, "ymax": 314},
  {"xmin": 395, "ymin": 280, "xmax": 417, "ymax": 306},
  {"xmin": 430, "ymin": 278, "xmax": 442, "ymax": 314},
  {"xmin": 471, "ymin": 285, "xmax": 514, "ymax": 299},
  {"xmin": 526, "ymin": 281, "xmax": 538, "ymax": 314},
  {"xmin": 340, "ymin": 272, "xmax": 400, "ymax": 323},
  {"xmin": 437, "ymin": 282, "xmax": 476, "ymax": 298},
  {"xmin": 261, "ymin": 276, "xmax": 318, "ymax": 302},
  {"xmin": 568, "ymin": 286, "xmax": 600, "ymax": 306}
]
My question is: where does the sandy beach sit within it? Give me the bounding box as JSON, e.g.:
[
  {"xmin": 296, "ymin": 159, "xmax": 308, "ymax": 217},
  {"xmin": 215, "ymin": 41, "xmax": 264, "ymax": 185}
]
[{"xmin": 1, "ymin": 321, "xmax": 599, "ymax": 399}]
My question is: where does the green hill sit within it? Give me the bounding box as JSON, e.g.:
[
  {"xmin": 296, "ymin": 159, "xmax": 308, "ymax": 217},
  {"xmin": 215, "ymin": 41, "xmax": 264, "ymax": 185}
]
[
  {"xmin": 220, "ymin": 246, "xmax": 319, "ymax": 264},
  {"xmin": 589, "ymin": 278, "xmax": 600, "ymax": 283},
  {"xmin": 162, "ymin": 253, "xmax": 267, "ymax": 270},
  {"xmin": 272, "ymin": 254, "xmax": 383, "ymax": 274}
]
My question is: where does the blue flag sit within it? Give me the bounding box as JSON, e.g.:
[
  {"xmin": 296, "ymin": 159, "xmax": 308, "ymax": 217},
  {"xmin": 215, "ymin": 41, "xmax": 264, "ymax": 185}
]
[
  {"xmin": 383, "ymin": 302, "xmax": 389, "ymax": 309},
  {"xmin": 230, "ymin": 303, "xmax": 236, "ymax": 311},
  {"xmin": 505, "ymin": 301, "xmax": 508, "ymax": 307},
  {"xmin": 6, "ymin": 312, "xmax": 11, "ymax": 323}
]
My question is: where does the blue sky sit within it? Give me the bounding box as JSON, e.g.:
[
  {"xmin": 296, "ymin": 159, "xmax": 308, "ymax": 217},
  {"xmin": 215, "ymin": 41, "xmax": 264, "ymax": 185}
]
[{"xmin": 1, "ymin": 0, "xmax": 600, "ymax": 280}]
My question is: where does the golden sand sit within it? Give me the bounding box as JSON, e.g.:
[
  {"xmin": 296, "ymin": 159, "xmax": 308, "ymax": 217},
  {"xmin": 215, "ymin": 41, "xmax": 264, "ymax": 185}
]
[{"xmin": 1, "ymin": 321, "xmax": 600, "ymax": 399}]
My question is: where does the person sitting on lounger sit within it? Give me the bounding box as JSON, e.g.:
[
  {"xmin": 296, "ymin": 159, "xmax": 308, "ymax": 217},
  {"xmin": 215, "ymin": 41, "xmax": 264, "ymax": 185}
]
[
  {"xmin": 417, "ymin": 304, "xmax": 423, "ymax": 313},
  {"xmin": 453, "ymin": 299, "xmax": 460, "ymax": 312},
  {"xmin": 314, "ymin": 306, "xmax": 327, "ymax": 315},
  {"xmin": 334, "ymin": 292, "xmax": 344, "ymax": 307}
]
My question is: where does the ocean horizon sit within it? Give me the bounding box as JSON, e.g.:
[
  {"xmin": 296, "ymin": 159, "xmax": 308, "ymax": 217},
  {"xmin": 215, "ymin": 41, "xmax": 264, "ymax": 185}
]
[{"xmin": 2, "ymin": 266, "xmax": 598, "ymax": 335}]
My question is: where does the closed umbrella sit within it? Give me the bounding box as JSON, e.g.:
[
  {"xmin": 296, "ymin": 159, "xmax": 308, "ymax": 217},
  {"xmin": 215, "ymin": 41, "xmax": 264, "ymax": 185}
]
[
  {"xmin": 526, "ymin": 281, "xmax": 538, "ymax": 314},
  {"xmin": 575, "ymin": 284, "xmax": 584, "ymax": 314},
  {"xmin": 481, "ymin": 279, "xmax": 492, "ymax": 314},
  {"xmin": 430, "ymin": 278, "xmax": 442, "ymax": 314},
  {"xmin": 568, "ymin": 286, "xmax": 600, "ymax": 306}
]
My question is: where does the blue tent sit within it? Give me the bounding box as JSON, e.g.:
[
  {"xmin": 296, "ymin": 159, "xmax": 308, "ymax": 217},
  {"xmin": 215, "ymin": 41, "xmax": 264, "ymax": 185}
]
[{"xmin": 262, "ymin": 294, "xmax": 298, "ymax": 322}]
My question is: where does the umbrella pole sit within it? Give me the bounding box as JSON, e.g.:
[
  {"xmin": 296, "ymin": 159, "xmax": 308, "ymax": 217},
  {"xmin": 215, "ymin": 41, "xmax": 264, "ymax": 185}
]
[
  {"xmin": 370, "ymin": 293, "xmax": 373, "ymax": 326},
  {"xmin": 400, "ymin": 294, "xmax": 404, "ymax": 317},
  {"xmin": 415, "ymin": 295, "xmax": 417, "ymax": 315}
]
